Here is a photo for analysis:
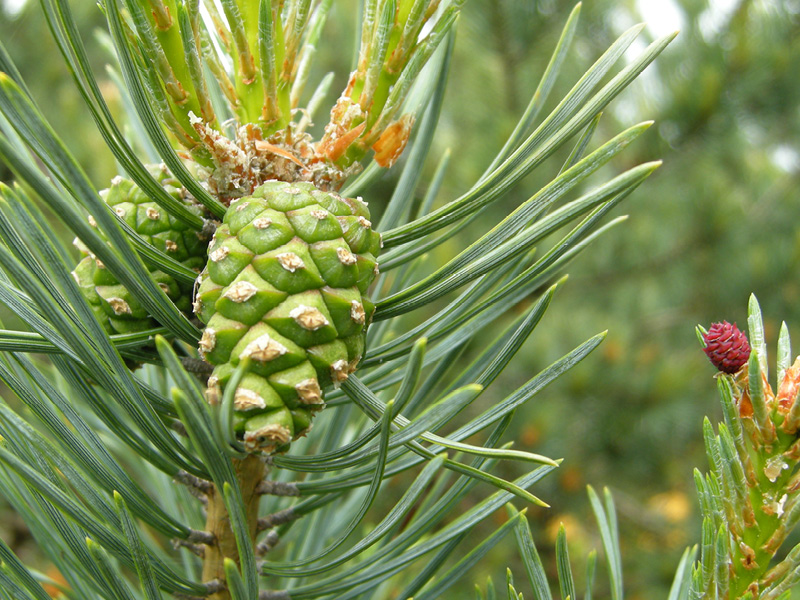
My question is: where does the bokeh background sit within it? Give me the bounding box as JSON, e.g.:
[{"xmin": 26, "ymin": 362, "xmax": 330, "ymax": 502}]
[{"xmin": 2, "ymin": 0, "xmax": 800, "ymax": 598}]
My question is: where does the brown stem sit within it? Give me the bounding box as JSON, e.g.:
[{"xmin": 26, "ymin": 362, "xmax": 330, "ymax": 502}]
[
  {"xmin": 181, "ymin": 357, "xmax": 215, "ymax": 375},
  {"xmin": 255, "ymin": 480, "xmax": 300, "ymax": 496},
  {"xmin": 175, "ymin": 471, "xmax": 213, "ymax": 492},
  {"xmin": 256, "ymin": 507, "xmax": 296, "ymax": 532},
  {"xmin": 202, "ymin": 455, "xmax": 267, "ymax": 600},
  {"xmin": 256, "ymin": 530, "xmax": 280, "ymax": 556},
  {"xmin": 175, "ymin": 470, "xmax": 212, "ymax": 506}
]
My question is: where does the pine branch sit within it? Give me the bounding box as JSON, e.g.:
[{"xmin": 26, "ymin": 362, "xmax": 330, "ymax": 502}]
[{"xmin": 0, "ymin": 2, "xmax": 674, "ymax": 598}]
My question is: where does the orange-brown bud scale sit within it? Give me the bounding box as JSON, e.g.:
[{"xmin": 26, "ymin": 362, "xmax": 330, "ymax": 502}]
[{"xmin": 372, "ymin": 114, "xmax": 414, "ymax": 168}]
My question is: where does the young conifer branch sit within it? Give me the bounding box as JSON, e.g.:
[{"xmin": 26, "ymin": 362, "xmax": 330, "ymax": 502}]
[{"xmin": 689, "ymin": 296, "xmax": 800, "ymax": 598}]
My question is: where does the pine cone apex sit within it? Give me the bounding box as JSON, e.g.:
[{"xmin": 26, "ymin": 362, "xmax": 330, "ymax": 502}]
[{"xmin": 703, "ymin": 321, "xmax": 751, "ymax": 374}]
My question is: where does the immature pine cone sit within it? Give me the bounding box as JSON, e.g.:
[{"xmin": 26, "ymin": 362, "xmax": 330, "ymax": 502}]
[
  {"xmin": 195, "ymin": 180, "xmax": 380, "ymax": 453},
  {"xmin": 72, "ymin": 166, "xmax": 208, "ymax": 334},
  {"xmin": 703, "ymin": 321, "xmax": 751, "ymax": 374}
]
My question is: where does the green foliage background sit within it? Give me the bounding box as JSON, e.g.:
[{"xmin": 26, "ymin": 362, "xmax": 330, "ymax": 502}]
[{"xmin": 1, "ymin": 0, "xmax": 799, "ymax": 598}]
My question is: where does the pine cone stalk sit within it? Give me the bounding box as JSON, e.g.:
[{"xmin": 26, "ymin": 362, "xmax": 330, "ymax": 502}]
[{"xmin": 202, "ymin": 456, "xmax": 266, "ymax": 600}]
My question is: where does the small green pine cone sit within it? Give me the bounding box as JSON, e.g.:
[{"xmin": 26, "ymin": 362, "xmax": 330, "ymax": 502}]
[
  {"xmin": 196, "ymin": 180, "xmax": 381, "ymax": 453},
  {"xmin": 71, "ymin": 166, "xmax": 208, "ymax": 334}
]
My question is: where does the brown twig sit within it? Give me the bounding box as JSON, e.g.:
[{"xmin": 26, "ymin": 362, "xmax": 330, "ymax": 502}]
[
  {"xmin": 255, "ymin": 480, "xmax": 300, "ymax": 496},
  {"xmin": 173, "ymin": 580, "xmax": 226, "ymax": 600},
  {"xmin": 259, "ymin": 591, "xmax": 291, "ymax": 600},
  {"xmin": 181, "ymin": 357, "xmax": 215, "ymax": 375},
  {"xmin": 175, "ymin": 471, "xmax": 213, "ymax": 491},
  {"xmin": 175, "ymin": 470, "xmax": 213, "ymax": 505},
  {"xmin": 173, "ymin": 539, "xmax": 206, "ymax": 558},
  {"xmin": 256, "ymin": 508, "xmax": 296, "ymax": 532},
  {"xmin": 256, "ymin": 530, "xmax": 280, "ymax": 555},
  {"xmin": 188, "ymin": 529, "xmax": 216, "ymax": 545}
]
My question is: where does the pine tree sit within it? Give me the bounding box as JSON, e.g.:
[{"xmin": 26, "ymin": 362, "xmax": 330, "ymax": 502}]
[{"xmin": 0, "ymin": 2, "xmax": 676, "ymax": 598}]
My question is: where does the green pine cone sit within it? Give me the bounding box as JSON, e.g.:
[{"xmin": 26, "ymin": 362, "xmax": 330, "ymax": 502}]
[
  {"xmin": 72, "ymin": 165, "xmax": 208, "ymax": 334},
  {"xmin": 195, "ymin": 180, "xmax": 381, "ymax": 453}
]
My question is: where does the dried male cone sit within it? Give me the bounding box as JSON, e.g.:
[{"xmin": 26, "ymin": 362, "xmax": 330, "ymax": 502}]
[
  {"xmin": 72, "ymin": 166, "xmax": 208, "ymax": 334},
  {"xmin": 196, "ymin": 180, "xmax": 381, "ymax": 453}
]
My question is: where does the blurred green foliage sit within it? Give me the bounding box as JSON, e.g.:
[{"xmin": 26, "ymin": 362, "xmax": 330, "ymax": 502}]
[
  {"xmin": 2, "ymin": 0, "xmax": 800, "ymax": 598},
  {"xmin": 454, "ymin": 1, "xmax": 800, "ymax": 597}
]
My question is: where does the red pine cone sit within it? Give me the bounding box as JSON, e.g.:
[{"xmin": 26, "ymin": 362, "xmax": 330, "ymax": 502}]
[{"xmin": 703, "ymin": 321, "xmax": 751, "ymax": 374}]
